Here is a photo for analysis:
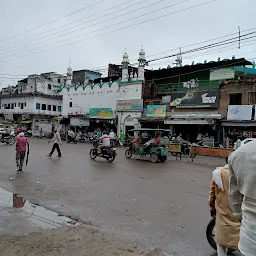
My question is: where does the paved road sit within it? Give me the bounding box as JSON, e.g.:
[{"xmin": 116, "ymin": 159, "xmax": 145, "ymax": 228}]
[{"xmin": 0, "ymin": 138, "xmax": 227, "ymax": 256}]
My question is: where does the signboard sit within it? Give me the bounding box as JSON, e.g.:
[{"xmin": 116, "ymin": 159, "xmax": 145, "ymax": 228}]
[
  {"xmin": 70, "ymin": 118, "xmax": 89, "ymax": 126},
  {"xmin": 169, "ymin": 91, "xmax": 219, "ymax": 108},
  {"xmin": 90, "ymin": 108, "xmax": 113, "ymax": 118},
  {"xmin": 162, "ymin": 95, "xmax": 171, "ymax": 103},
  {"xmin": 4, "ymin": 114, "xmax": 13, "ymax": 121},
  {"xmin": 116, "ymin": 99, "xmax": 143, "ymax": 111},
  {"xmin": 210, "ymin": 68, "xmax": 235, "ymax": 81},
  {"xmin": 227, "ymin": 105, "xmax": 252, "ymax": 121},
  {"xmin": 146, "ymin": 105, "xmax": 166, "ymax": 117}
]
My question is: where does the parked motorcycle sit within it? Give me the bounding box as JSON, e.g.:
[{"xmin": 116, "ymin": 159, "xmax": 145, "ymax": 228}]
[
  {"xmin": 77, "ymin": 134, "xmax": 90, "ymax": 143},
  {"xmin": 89, "ymin": 140, "xmax": 116, "ymax": 163},
  {"xmin": 66, "ymin": 135, "xmax": 78, "ymax": 144},
  {"xmin": 206, "ymin": 217, "xmax": 234, "ymax": 253},
  {"xmin": 1, "ymin": 134, "xmax": 16, "ymax": 145}
]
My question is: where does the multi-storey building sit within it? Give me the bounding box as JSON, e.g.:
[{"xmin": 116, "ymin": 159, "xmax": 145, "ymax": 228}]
[
  {"xmin": 0, "ymin": 72, "xmax": 64, "ymax": 136},
  {"xmin": 143, "ymin": 57, "xmax": 252, "ymax": 144}
]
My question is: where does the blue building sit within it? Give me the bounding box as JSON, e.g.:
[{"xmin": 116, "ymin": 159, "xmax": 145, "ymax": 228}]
[{"xmin": 72, "ymin": 69, "xmax": 102, "ymax": 84}]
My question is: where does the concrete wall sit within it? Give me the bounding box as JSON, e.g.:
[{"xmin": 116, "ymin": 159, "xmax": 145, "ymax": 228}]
[
  {"xmin": 1, "ymin": 96, "xmax": 62, "ymax": 116},
  {"xmin": 61, "ymin": 81, "xmax": 143, "ymax": 116},
  {"xmin": 219, "ymin": 80, "xmax": 256, "ymax": 116}
]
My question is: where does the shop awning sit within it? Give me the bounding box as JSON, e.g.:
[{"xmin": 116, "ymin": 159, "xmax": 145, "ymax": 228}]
[
  {"xmin": 167, "ymin": 113, "xmax": 223, "ymax": 119},
  {"xmin": 165, "ymin": 119, "xmax": 209, "ymax": 125},
  {"xmin": 139, "ymin": 117, "xmax": 165, "ymax": 122},
  {"xmin": 221, "ymin": 121, "xmax": 256, "ymax": 127},
  {"xmin": 20, "ymin": 120, "xmax": 32, "ymax": 124}
]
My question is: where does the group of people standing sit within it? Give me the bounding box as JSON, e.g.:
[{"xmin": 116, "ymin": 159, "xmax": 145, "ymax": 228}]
[{"xmin": 208, "ymin": 141, "xmax": 256, "ymax": 256}]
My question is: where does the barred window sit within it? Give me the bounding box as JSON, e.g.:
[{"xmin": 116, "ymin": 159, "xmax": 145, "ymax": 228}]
[{"xmin": 248, "ymin": 92, "xmax": 256, "ymax": 104}]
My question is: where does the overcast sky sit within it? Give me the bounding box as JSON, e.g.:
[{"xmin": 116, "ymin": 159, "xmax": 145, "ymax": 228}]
[{"xmin": 0, "ymin": 0, "xmax": 255, "ymax": 87}]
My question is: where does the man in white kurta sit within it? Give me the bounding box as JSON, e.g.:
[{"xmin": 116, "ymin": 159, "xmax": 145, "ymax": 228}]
[{"xmin": 228, "ymin": 142, "xmax": 256, "ymax": 256}]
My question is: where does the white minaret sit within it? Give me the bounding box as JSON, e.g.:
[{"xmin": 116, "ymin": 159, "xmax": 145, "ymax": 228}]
[
  {"xmin": 138, "ymin": 47, "xmax": 146, "ymax": 80},
  {"xmin": 66, "ymin": 59, "xmax": 72, "ymax": 86},
  {"xmin": 121, "ymin": 51, "xmax": 129, "ymax": 81}
]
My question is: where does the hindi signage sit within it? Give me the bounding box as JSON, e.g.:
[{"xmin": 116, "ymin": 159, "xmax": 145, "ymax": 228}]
[
  {"xmin": 170, "ymin": 90, "xmax": 219, "ymax": 108},
  {"xmin": 116, "ymin": 99, "xmax": 143, "ymax": 111}
]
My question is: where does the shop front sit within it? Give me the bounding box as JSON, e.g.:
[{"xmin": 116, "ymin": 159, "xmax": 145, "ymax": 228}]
[
  {"xmin": 221, "ymin": 105, "xmax": 256, "ymax": 147},
  {"xmin": 116, "ymin": 99, "xmax": 143, "ymax": 136},
  {"xmin": 89, "ymin": 108, "xmax": 116, "ymax": 134},
  {"xmin": 32, "ymin": 116, "xmax": 58, "ymax": 137},
  {"xmin": 70, "ymin": 117, "xmax": 90, "ymax": 133},
  {"xmin": 166, "ymin": 90, "xmax": 220, "ymax": 142}
]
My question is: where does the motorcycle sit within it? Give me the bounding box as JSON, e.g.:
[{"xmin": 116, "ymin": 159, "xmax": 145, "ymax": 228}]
[
  {"xmin": 206, "ymin": 217, "xmax": 234, "ymax": 253},
  {"xmin": 66, "ymin": 135, "xmax": 78, "ymax": 144},
  {"xmin": 77, "ymin": 134, "xmax": 90, "ymax": 143},
  {"xmin": 90, "ymin": 140, "xmax": 116, "ymax": 163},
  {"xmin": 1, "ymin": 134, "xmax": 16, "ymax": 145}
]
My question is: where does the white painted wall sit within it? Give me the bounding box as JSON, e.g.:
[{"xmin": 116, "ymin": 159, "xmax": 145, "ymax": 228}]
[
  {"xmin": 1, "ymin": 96, "xmax": 62, "ymax": 116},
  {"xmin": 61, "ymin": 81, "xmax": 143, "ymax": 117}
]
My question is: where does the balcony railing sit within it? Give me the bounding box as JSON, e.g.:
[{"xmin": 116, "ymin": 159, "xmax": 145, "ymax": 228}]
[{"xmin": 156, "ymin": 80, "xmax": 220, "ymax": 94}]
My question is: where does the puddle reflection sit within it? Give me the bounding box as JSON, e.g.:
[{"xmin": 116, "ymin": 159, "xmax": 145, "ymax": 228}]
[{"xmin": 0, "ymin": 187, "xmax": 79, "ymax": 229}]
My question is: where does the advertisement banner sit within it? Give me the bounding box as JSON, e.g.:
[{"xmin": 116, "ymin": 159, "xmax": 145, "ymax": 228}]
[
  {"xmin": 169, "ymin": 90, "xmax": 219, "ymax": 108},
  {"xmin": 116, "ymin": 99, "xmax": 143, "ymax": 111},
  {"xmin": 90, "ymin": 108, "xmax": 113, "ymax": 118},
  {"xmin": 70, "ymin": 118, "xmax": 89, "ymax": 126},
  {"xmin": 210, "ymin": 68, "xmax": 235, "ymax": 81},
  {"xmin": 227, "ymin": 105, "xmax": 252, "ymax": 121},
  {"xmin": 146, "ymin": 105, "xmax": 166, "ymax": 117}
]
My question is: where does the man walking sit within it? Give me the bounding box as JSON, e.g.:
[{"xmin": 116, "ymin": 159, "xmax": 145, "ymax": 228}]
[
  {"xmin": 229, "ymin": 142, "xmax": 256, "ymax": 256},
  {"xmin": 208, "ymin": 161, "xmax": 240, "ymax": 255},
  {"xmin": 47, "ymin": 130, "xmax": 61, "ymax": 157},
  {"xmin": 16, "ymin": 132, "xmax": 29, "ymax": 173}
]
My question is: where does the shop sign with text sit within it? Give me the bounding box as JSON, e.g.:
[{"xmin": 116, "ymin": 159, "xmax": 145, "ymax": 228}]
[
  {"xmin": 170, "ymin": 91, "xmax": 219, "ymax": 108},
  {"xmin": 146, "ymin": 105, "xmax": 166, "ymax": 117},
  {"xmin": 70, "ymin": 118, "xmax": 89, "ymax": 126},
  {"xmin": 210, "ymin": 68, "xmax": 235, "ymax": 81},
  {"xmin": 116, "ymin": 99, "xmax": 143, "ymax": 111},
  {"xmin": 90, "ymin": 108, "xmax": 113, "ymax": 118}
]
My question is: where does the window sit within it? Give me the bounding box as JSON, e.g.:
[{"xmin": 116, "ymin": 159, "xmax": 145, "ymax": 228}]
[
  {"xmin": 20, "ymin": 103, "xmax": 24, "ymax": 109},
  {"xmin": 47, "ymin": 105, "xmax": 51, "ymax": 111},
  {"xmin": 230, "ymin": 93, "xmax": 242, "ymax": 105},
  {"xmin": 36, "ymin": 103, "xmax": 40, "ymax": 110},
  {"xmin": 18, "ymin": 103, "xmax": 20, "ymax": 107},
  {"xmin": 3, "ymin": 104, "xmax": 6, "ymax": 109},
  {"xmin": 58, "ymin": 106, "xmax": 62, "ymax": 112},
  {"xmin": 58, "ymin": 78, "xmax": 61, "ymax": 83},
  {"xmin": 248, "ymin": 92, "xmax": 256, "ymax": 104},
  {"xmin": 11, "ymin": 103, "xmax": 14, "ymax": 109},
  {"xmin": 53, "ymin": 105, "xmax": 57, "ymax": 111},
  {"xmin": 48, "ymin": 84, "xmax": 52, "ymax": 90},
  {"xmin": 24, "ymin": 102, "xmax": 26, "ymax": 107},
  {"xmin": 41, "ymin": 104, "xmax": 46, "ymax": 110},
  {"xmin": 15, "ymin": 103, "xmax": 16, "ymax": 107},
  {"xmin": 69, "ymin": 102, "xmax": 72, "ymax": 108}
]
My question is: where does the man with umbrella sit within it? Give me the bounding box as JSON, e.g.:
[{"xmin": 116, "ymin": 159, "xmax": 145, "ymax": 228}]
[{"xmin": 16, "ymin": 132, "xmax": 29, "ymax": 173}]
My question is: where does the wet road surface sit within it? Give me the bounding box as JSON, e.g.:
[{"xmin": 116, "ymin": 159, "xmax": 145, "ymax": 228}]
[{"xmin": 0, "ymin": 138, "xmax": 227, "ymax": 256}]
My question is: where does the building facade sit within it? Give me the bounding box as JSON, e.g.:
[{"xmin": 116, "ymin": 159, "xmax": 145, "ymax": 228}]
[
  {"xmin": 60, "ymin": 49, "xmax": 146, "ymax": 135},
  {"xmin": 0, "ymin": 72, "xmax": 64, "ymax": 136},
  {"xmin": 143, "ymin": 57, "xmax": 252, "ymax": 143}
]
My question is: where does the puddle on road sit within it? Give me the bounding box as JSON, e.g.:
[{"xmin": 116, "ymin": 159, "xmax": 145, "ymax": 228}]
[{"xmin": 0, "ymin": 187, "xmax": 79, "ymax": 229}]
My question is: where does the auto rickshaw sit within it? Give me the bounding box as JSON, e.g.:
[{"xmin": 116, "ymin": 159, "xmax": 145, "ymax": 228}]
[{"xmin": 125, "ymin": 128, "xmax": 170, "ymax": 163}]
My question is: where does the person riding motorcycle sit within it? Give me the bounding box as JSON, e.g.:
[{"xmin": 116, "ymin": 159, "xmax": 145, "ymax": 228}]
[{"xmin": 98, "ymin": 131, "xmax": 110, "ymax": 154}]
